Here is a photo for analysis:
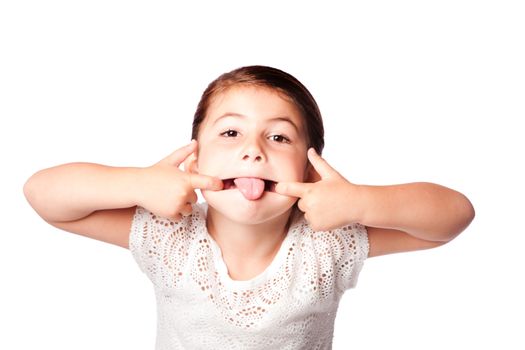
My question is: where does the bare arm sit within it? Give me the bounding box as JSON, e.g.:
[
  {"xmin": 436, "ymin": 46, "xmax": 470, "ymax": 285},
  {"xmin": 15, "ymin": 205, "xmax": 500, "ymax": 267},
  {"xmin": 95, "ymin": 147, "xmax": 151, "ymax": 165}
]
[
  {"xmin": 359, "ymin": 182, "xmax": 475, "ymax": 242},
  {"xmin": 23, "ymin": 163, "xmax": 145, "ymax": 248},
  {"xmin": 23, "ymin": 140, "xmax": 223, "ymax": 248},
  {"xmin": 275, "ymin": 149, "xmax": 475, "ymax": 258},
  {"xmin": 23, "ymin": 163, "xmax": 141, "ymax": 223},
  {"xmin": 358, "ymin": 182, "xmax": 475, "ymax": 257}
]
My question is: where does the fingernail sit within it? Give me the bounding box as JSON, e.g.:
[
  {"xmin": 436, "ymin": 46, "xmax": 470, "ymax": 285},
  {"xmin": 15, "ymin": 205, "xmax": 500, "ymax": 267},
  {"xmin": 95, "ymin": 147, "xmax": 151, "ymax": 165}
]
[{"xmin": 215, "ymin": 178, "xmax": 224, "ymax": 190}]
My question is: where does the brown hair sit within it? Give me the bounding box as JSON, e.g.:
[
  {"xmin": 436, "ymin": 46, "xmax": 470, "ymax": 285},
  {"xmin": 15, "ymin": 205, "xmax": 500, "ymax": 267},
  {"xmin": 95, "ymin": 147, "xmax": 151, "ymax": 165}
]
[{"xmin": 191, "ymin": 65, "xmax": 325, "ymax": 154}]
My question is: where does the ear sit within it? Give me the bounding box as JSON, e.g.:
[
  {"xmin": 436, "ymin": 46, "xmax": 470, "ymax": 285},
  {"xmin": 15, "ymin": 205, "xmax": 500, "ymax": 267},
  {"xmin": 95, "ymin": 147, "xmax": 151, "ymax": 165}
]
[{"xmin": 183, "ymin": 152, "xmax": 199, "ymax": 174}]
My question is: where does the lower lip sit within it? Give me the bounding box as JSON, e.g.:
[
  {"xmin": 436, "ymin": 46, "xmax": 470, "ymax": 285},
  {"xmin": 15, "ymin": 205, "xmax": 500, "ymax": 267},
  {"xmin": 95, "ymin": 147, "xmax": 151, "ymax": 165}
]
[{"xmin": 218, "ymin": 188, "xmax": 278, "ymax": 201}]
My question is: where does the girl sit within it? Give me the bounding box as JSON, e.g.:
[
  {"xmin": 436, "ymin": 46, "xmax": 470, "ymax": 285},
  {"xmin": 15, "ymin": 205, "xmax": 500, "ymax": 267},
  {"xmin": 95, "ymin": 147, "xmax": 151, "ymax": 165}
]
[{"xmin": 23, "ymin": 65, "xmax": 475, "ymax": 349}]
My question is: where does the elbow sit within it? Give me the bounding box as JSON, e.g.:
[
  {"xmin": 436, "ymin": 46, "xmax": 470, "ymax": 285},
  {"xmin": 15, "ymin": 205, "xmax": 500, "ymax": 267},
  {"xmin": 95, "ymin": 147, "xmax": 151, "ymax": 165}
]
[
  {"xmin": 465, "ymin": 198, "xmax": 476, "ymax": 227},
  {"xmin": 23, "ymin": 173, "xmax": 37, "ymax": 204},
  {"xmin": 445, "ymin": 194, "xmax": 476, "ymax": 242},
  {"xmin": 457, "ymin": 194, "xmax": 475, "ymax": 233},
  {"xmin": 23, "ymin": 170, "xmax": 47, "ymax": 214}
]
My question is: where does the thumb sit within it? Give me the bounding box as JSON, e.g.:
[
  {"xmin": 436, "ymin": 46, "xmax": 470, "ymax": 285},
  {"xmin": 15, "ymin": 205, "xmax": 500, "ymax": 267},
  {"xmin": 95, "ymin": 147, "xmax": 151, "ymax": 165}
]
[
  {"xmin": 160, "ymin": 140, "xmax": 197, "ymax": 167},
  {"xmin": 275, "ymin": 181, "xmax": 309, "ymax": 198}
]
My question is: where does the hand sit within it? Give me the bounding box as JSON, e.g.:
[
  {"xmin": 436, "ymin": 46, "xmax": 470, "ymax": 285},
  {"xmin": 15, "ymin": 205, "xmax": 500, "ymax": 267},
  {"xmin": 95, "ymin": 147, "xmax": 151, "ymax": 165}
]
[
  {"xmin": 275, "ymin": 148, "xmax": 362, "ymax": 231},
  {"xmin": 138, "ymin": 140, "xmax": 223, "ymax": 221}
]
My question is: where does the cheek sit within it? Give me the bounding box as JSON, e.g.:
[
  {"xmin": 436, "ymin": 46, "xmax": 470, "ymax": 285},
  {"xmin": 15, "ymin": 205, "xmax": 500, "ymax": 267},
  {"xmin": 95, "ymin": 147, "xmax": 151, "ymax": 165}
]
[
  {"xmin": 196, "ymin": 154, "xmax": 218, "ymax": 175},
  {"xmin": 286, "ymin": 155, "xmax": 308, "ymax": 181},
  {"xmin": 196, "ymin": 144, "xmax": 230, "ymax": 176}
]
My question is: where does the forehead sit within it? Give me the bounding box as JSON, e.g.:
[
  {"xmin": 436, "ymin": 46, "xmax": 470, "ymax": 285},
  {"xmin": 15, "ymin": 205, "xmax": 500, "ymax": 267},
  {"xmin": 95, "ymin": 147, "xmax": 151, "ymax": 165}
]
[{"xmin": 204, "ymin": 86, "xmax": 304, "ymax": 128}]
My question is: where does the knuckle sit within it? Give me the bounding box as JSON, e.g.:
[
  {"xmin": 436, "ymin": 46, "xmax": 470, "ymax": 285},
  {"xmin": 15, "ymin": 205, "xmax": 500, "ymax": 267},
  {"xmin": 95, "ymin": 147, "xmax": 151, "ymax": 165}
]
[
  {"xmin": 184, "ymin": 173, "xmax": 194, "ymax": 186},
  {"xmin": 301, "ymin": 198, "xmax": 312, "ymax": 210},
  {"xmin": 188, "ymin": 192, "xmax": 198, "ymax": 203},
  {"xmin": 166, "ymin": 208, "xmax": 180, "ymax": 219},
  {"xmin": 175, "ymin": 186, "xmax": 190, "ymax": 198}
]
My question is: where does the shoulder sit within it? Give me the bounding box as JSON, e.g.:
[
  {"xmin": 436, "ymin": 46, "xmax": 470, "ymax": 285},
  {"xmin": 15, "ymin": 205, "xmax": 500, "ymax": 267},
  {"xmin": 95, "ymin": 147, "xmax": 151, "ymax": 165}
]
[
  {"xmin": 129, "ymin": 203, "xmax": 208, "ymax": 285},
  {"xmin": 289, "ymin": 217, "xmax": 369, "ymax": 292},
  {"xmin": 293, "ymin": 216, "xmax": 368, "ymax": 255},
  {"xmin": 132, "ymin": 202, "xmax": 207, "ymax": 234},
  {"xmin": 129, "ymin": 202, "xmax": 207, "ymax": 260}
]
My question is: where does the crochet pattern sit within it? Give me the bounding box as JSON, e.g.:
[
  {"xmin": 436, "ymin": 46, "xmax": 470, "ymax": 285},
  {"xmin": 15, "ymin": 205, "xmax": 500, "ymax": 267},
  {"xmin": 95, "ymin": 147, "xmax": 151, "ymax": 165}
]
[{"xmin": 130, "ymin": 202, "xmax": 368, "ymax": 350}]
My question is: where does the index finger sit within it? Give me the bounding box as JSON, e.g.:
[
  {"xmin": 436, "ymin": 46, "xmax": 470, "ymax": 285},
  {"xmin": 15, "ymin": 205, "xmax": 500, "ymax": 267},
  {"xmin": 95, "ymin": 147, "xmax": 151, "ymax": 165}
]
[
  {"xmin": 307, "ymin": 148, "xmax": 339, "ymax": 180},
  {"xmin": 160, "ymin": 140, "xmax": 197, "ymax": 167},
  {"xmin": 189, "ymin": 174, "xmax": 224, "ymax": 191},
  {"xmin": 275, "ymin": 181, "xmax": 309, "ymax": 198}
]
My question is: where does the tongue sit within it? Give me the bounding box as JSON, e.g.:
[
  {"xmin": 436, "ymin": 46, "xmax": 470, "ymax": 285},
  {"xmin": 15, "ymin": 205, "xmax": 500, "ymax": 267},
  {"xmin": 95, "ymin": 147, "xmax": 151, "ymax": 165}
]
[{"xmin": 233, "ymin": 177, "xmax": 266, "ymax": 200}]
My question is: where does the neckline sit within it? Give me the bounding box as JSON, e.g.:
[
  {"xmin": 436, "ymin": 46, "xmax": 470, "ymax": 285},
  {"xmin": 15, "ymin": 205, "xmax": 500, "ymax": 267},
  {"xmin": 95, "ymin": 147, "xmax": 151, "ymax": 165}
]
[{"xmin": 199, "ymin": 202, "xmax": 301, "ymax": 289}]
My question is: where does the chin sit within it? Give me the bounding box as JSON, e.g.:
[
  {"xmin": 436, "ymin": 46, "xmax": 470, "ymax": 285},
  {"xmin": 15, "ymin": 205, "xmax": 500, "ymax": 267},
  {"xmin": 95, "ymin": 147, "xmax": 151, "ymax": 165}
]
[{"xmin": 202, "ymin": 190, "xmax": 297, "ymax": 225}]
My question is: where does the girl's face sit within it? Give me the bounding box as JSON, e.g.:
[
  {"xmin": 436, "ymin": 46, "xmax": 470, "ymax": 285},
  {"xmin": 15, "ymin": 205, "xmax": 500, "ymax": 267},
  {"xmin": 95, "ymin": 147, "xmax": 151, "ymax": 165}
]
[{"xmin": 193, "ymin": 85, "xmax": 310, "ymax": 224}]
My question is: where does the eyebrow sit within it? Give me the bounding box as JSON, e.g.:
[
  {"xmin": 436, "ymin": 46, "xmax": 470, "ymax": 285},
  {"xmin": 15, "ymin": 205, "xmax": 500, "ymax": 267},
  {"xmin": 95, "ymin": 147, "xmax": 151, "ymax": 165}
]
[{"xmin": 212, "ymin": 112, "xmax": 300, "ymax": 133}]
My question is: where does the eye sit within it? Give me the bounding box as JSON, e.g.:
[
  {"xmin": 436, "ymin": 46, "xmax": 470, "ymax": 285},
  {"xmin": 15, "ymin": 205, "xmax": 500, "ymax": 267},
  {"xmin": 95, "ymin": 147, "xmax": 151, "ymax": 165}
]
[
  {"xmin": 220, "ymin": 129, "xmax": 239, "ymax": 137},
  {"xmin": 270, "ymin": 134, "xmax": 291, "ymax": 143}
]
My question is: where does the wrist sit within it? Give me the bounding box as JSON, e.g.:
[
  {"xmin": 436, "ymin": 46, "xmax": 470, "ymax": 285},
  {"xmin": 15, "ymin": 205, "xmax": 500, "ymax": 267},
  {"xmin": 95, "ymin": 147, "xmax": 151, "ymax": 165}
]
[
  {"xmin": 348, "ymin": 183, "xmax": 371, "ymax": 225},
  {"xmin": 117, "ymin": 166, "xmax": 146, "ymax": 208}
]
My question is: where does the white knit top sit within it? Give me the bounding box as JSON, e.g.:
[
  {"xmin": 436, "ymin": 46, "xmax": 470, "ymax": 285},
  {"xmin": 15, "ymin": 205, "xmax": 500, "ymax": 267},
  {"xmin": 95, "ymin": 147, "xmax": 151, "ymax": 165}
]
[{"xmin": 129, "ymin": 202, "xmax": 369, "ymax": 350}]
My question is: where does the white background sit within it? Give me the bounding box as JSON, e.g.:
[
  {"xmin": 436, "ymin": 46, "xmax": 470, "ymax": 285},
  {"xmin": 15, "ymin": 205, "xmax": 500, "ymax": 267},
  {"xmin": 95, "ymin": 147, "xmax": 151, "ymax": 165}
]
[{"xmin": 1, "ymin": 1, "xmax": 524, "ymax": 349}]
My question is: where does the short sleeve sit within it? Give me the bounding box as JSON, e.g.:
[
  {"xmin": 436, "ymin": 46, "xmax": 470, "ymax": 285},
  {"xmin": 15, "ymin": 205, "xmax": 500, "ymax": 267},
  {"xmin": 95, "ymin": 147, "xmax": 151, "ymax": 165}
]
[
  {"xmin": 129, "ymin": 206, "xmax": 193, "ymax": 288},
  {"xmin": 333, "ymin": 222, "xmax": 369, "ymax": 292}
]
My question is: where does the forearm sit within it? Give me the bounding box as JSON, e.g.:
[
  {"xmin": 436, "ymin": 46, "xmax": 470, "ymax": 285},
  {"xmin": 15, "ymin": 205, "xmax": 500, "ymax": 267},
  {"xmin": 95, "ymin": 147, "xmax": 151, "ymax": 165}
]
[
  {"xmin": 356, "ymin": 182, "xmax": 475, "ymax": 242},
  {"xmin": 23, "ymin": 162, "xmax": 142, "ymax": 222}
]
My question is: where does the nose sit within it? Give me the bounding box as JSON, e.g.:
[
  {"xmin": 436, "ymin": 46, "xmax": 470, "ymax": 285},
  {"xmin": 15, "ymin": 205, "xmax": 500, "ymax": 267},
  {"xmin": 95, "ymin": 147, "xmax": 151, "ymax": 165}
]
[{"xmin": 241, "ymin": 137, "xmax": 265, "ymax": 163}]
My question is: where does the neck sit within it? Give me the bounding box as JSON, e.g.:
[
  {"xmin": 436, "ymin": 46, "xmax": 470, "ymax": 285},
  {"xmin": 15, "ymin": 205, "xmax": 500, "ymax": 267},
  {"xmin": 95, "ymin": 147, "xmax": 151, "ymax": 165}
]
[{"xmin": 206, "ymin": 206, "xmax": 293, "ymax": 262}]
